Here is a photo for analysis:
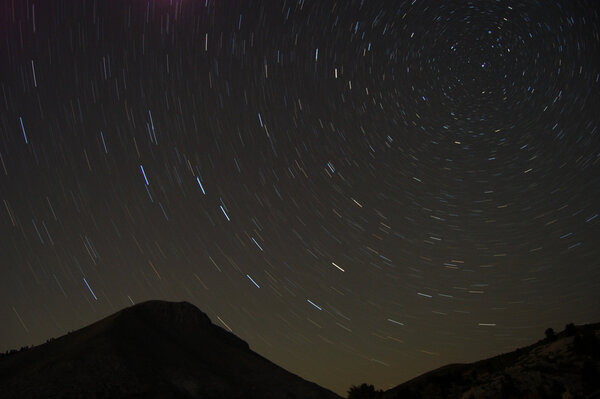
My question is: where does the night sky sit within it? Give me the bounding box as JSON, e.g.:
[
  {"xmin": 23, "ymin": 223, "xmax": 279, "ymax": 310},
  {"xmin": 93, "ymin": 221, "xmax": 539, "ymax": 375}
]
[{"xmin": 1, "ymin": 0, "xmax": 599, "ymax": 395}]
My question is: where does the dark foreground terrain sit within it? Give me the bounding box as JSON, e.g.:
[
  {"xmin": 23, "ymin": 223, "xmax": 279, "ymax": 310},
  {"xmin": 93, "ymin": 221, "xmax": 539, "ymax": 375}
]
[
  {"xmin": 0, "ymin": 300, "xmax": 341, "ymax": 399},
  {"xmin": 377, "ymin": 323, "xmax": 600, "ymax": 399},
  {"xmin": 1, "ymin": 301, "xmax": 598, "ymax": 399}
]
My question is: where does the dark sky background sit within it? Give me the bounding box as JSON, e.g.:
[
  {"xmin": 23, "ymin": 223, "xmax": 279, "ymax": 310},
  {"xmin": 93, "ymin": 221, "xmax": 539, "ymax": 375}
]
[{"xmin": 1, "ymin": 0, "xmax": 599, "ymax": 395}]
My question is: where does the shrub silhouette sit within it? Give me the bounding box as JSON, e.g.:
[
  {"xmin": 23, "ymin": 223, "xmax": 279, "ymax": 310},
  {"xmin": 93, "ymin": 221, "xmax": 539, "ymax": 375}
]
[{"xmin": 347, "ymin": 383, "xmax": 383, "ymax": 399}]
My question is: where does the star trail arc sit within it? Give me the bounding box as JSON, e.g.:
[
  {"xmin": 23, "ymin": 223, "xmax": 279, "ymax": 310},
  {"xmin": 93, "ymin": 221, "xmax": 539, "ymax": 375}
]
[{"xmin": 0, "ymin": 0, "xmax": 599, "ymax": 395}]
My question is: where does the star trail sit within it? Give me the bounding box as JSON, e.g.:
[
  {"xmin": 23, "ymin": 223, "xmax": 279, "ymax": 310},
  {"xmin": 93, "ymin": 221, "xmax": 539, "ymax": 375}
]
[{"xmin": 0, "ymin": 0, "xmax": 599, "ymax": 395}]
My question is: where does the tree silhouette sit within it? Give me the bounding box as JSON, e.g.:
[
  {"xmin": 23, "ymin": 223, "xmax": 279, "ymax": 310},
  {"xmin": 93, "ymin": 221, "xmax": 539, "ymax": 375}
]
[
  {"xmin": 347, "ymin": 383, "xmax": 383, "ymax": 399},
  {"xmin": 545, "ymin": 327, "xmax": 556, "ymax": 341}
]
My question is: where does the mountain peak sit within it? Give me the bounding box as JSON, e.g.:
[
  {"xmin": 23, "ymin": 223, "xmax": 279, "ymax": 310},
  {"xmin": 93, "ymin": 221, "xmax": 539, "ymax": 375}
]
[{"xmin": 121, "ymin": 300, "xmax": 212, "ymax": 328}]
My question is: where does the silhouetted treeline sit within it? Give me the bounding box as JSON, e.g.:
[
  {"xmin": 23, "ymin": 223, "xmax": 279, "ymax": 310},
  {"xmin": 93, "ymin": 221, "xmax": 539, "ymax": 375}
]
[
  {"xmin": 0, "ymin": 346, "xmax": 30, "ymax": 358},
  {"xmin": 347, "ymin": 383, "xmax": 384, "ymax": 399},
  {"xmin": 0, "ymin": 337, "xmax": 57, "ymax": 359},
  {"xmin": 542, "ymin": 323, "xmax": 599, "ymax": 357}
]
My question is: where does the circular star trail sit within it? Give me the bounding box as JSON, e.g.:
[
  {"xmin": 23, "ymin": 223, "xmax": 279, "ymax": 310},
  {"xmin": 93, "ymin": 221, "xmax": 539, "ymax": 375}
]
[{"xmin": 1, "ymin": 0, "xmax": 599, "ymax": 394}]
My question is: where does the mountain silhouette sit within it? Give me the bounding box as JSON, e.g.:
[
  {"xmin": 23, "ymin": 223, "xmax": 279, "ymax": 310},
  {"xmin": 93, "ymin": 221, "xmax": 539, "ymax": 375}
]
[{"xmin": 0, "ymin": 300, "xmax": 342, "ymax": 399}]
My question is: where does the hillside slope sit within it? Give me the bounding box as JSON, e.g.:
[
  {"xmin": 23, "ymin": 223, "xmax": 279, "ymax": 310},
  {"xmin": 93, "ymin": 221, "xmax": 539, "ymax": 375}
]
[
  {"xmin": 382, "ymin": 323, "xmax": 600, "ymax": 399},
  {"xmin": 0, "ymin": 300, "xmax": 342, "ymax": 399}
]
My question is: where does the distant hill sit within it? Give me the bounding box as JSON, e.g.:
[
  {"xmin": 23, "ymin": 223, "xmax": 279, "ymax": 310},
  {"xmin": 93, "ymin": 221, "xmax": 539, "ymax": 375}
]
[
  {"xmin": 379, "ymin": 323, "xmax": 600, "ymax": 399},
  {"xmin": 0, "ymin": 300, "xmax": 342, "ymax": 399}
]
